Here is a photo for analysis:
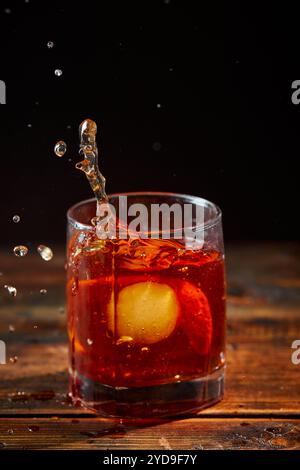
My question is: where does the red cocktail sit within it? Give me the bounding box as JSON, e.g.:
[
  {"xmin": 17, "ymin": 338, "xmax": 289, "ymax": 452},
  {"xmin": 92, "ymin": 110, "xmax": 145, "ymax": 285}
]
[{"xmin": 67, "ymin": 194, "xmax": 226, "ymax": 417}]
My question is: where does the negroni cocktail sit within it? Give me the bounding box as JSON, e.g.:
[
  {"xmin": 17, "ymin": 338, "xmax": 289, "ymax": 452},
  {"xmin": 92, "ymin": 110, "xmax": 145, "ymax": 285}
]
[{"xmin": 67, "ymin": 121, "xmax": 226, "ymax": 417}]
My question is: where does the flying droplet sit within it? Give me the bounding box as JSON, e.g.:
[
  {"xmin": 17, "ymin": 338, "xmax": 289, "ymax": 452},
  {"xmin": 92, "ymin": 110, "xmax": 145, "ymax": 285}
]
[
  {"xmin": 12, "ymin": 215, "xmax": 20, "ymax": 223},
  {"xmin": 54, "ymin": 69, "xmax": 63, "ymax": 77},
  {"xmin": 27, "ymin": 123, "xmax": 32, "ymax": 128},
  {"xmin": 47, "ymin": 41, "xmax": 54, "ymax": 49},
  {"xmin": 156, "ymin": 103, "xmax": 162, "ymax": 108},
  {"xmin": 9, "ymin": 356, "xmax": 18, "ymax": 364},
  {"xmin": 37, "ymin": 245, "xmax": 53, "ymax": 261},
  {"xmin": 13, "ymin": 245, "xmax": 28, "ymax": 257},
  {"xmin": 40, "ymin": 289, "xmax": 47, "ymax": 295},
  {"xmin": 54, "ymin": 141, "xmax": 67, "ymax": 157},
  {"xmin": 87, "ymin": 338, "xmax": 93, "ymax": 346},
  {"xmin": 4, "ymin": 285, "xmax": 17, "ymax": 297}
]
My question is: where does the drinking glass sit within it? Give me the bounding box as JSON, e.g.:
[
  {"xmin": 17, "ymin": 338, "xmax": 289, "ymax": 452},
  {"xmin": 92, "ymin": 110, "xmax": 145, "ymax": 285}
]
[{"xmin": 67, "ymin": 192, "xmax": 226, "ymax": 417}]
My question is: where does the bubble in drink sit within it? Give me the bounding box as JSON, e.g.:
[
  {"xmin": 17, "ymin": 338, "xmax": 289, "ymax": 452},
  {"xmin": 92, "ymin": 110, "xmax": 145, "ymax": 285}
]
[
  {"xmin": 37, "ymin": 245, "xmax": 53, "ymax": 261},
  {"xmin": 13, "ymin": 245, "xmax": 28, "ymax": 257},
  {"xmin": 40, "ymin": 289, "xmax": 47, "ymax": 295},
  {"xmin": 87, "ymin": 338, "xmax": 93, "ymax": 346},
  {"xmin": 4, "ymin": 285, "xmax": 17, "ymax": 297},
  {"xmin": 12, "ymin": 215, "xmax": 20, "ymax": 223},
  {"xmin": 54, "ymin": 69, "xmax": 63, "ymax": 77},
  {"xmin": 47, "ymin": 41, "xmax": 54, "ymax": 49},
  {"xmin": 54, "ymin": 141, "xmax": 67, "ymax": 157}
]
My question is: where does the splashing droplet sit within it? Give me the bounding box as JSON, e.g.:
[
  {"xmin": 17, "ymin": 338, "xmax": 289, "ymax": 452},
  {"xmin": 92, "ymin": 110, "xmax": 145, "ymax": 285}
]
[
  {"xmin": 87, "ymin": 338, "xmax": 93, "ymax": 346},
  {"xmin": 13, "ymin": 245, "xmax": 28, "ymax": 257},
  {"xmin": 47, "ymin": 41, "xmax": 54, "ymax": 49},
  {"xmin": 54, "ymin": 141, "xmax": 67, "ymax": 157},
  {"xmin": 54, "ymin": 69, "xmax": 63, "ymax": 77},
  {"xmin": 40, "ymin": 289, "xmax": 47, "ymax": 295},
  {"xmin": 12, "ymin": 215, "xmax": 20, "ymax": 223},
  {"xmin": 37, "ymin": 245, "xmax": 53, "ymax": 261},
  {"xmin": 71, "ymin": 280, "xmax": 78, "ymax": 296},
  {"xmin": 4, "ymin": 285, "xmax": 17, "ymax": 297}
]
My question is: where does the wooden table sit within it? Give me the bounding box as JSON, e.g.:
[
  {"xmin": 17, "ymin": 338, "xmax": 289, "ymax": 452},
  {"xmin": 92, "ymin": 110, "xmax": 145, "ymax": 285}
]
[{"xmin": 1, "ymin": 242, "xmax": 300, "ymax": 450}]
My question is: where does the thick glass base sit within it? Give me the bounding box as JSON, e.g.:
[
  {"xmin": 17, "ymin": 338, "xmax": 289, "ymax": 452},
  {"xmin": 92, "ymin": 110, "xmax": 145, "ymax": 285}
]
[{"xmin": 70, "ymin": 368, "xmax": 225, "ymax": 418}]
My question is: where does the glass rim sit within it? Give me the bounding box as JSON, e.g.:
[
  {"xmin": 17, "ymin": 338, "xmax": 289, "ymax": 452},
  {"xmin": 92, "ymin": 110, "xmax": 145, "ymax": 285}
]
[{"xmin": 67, "ymin": 191, "xmax": 222, "ymax": 234}]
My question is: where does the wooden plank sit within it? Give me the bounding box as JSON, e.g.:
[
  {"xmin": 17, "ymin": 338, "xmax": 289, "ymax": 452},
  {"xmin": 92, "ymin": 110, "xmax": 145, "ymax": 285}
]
[
  {"xmin": 0, "ymin": 418, "xmax": 300, "ymax": 450},
  {"xmin": 0, "ymin": 243, "xmax": 300, "ymax": 417}
]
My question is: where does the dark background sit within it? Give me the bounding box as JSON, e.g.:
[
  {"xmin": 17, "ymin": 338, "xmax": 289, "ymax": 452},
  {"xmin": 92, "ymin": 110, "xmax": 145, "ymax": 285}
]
[{"xmin": 0, "ymin": 1, "xmax": 299, "ymax": 245}]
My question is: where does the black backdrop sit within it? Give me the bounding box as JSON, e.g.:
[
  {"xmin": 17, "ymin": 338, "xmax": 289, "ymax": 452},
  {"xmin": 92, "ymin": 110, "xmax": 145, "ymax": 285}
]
[{"xmin": 0, "ymin": 1, "xmax": 299, "ymax": 245}]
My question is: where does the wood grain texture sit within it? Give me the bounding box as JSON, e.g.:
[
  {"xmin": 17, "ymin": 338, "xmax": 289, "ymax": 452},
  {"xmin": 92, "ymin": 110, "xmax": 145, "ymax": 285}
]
[{"xmin": 1, "ymin": 242, "xmax": 300, "ymax": 449}]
